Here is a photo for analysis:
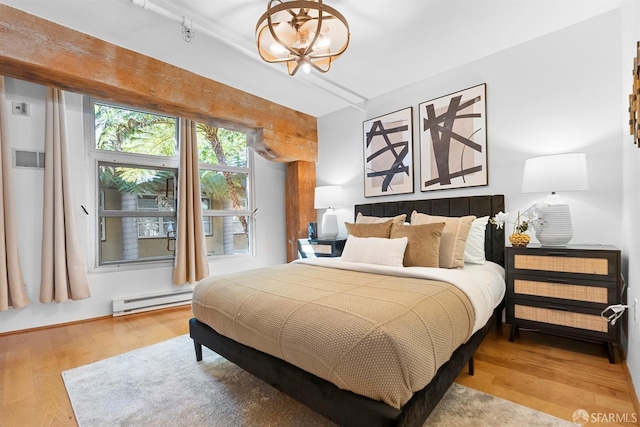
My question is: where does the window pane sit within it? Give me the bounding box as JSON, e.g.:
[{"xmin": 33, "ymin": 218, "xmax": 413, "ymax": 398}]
[
  {"xmin": 98, "ymin": 163, "xmax": 177, "ymax": 264},
  {"xmin": 200, "ymin": 171, "xmax": 248, "ymax": 211},
  {"xmin": 203, "ymin": 216, "xmax": 250, "ymax": 256},
  {"xmin": 100, "ymin": 217, "xmax": 175, "ymax": 263},
  {"xmin": 197, "ymin": 125, "xmax": 247, "ymax": 167},
  {"xmin": 137, "ymin": 217, "xmax": 176, "ymax": 239},
  {"xmin": 138, "ymin": 217, "xmax": 161, "ymax": 237},
  {"xmin": 203, "ymin": 217, "xmax": 212, "ymax": 236},
  {"xmin": 99, "ymin": 164, "xmax": 176, "ymax": 210},
  {"xmin": 94, "ymin": 103, "xmax": 177, "ymax": 157}
]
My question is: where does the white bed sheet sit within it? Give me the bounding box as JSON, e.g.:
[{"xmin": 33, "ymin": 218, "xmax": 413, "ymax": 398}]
[{"xmin": 294, "ymin": 258, "xmax": 505, "ymax": 334}]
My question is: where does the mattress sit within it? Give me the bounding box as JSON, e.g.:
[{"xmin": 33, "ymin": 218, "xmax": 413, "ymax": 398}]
[{"xmin": 192, "ymin": 261, "xmax": 505, "ymax": 409}]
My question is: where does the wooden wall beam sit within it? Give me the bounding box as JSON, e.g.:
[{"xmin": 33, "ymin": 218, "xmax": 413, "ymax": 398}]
[
  {"xmin": 0, "ymin": 4, "xmax": 318, "ymax": 262},
  {"xmin": 0, "ymin": 4, "xmax": 317, "ymax": 161},
  {"xmin": 285, "ymin": 162, "xmax": 316, "ymax": 262},
  {"xmin": 252, "ymin": 129, "xmax": 317, "ymax": 163}
]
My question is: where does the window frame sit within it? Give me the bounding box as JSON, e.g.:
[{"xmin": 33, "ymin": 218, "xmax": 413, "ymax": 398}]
[
  {"xmin": 137, "ymin": 194, "xmax": 178, "ymax": 239},
  {"xmin": 96, "ymin": 160, "xmax": 178, "ymax": 266},
  {"xmin": 198, "ymin": 152, "xmax": 254, "ymax": 256},
  {"xmin": 85, "ymin": 97, "xmax": 256, "ymax": 270}
]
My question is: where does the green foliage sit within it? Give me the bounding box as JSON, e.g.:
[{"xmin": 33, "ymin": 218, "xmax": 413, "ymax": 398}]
[
  {"xmin": 95, "ymin": 103, "xmax": 177, "ymax": 156},
  {"xmin": 99, "ymin": 165, "xmax": 175, "ymax": 195},
  {"xmin": 196, "ymin": 125, "xmax": 247, "ymax": 167},
  {"xmin": 95, "ymin": 104, "xmax": 248, "ymax": 210},
  {"xmin": 199, "ymin": 171, "xmax": 247, "ymax": 204}
]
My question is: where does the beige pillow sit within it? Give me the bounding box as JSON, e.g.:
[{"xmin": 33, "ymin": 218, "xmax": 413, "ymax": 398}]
[
  {"xmin": 345, "ymin": 219, "xmax": 393, "ymax": 238},
  {"xmin": 355, "ymin": 212, "xmax": 407, "ymax": 226},
  {"xmin": 341, "ymin": 235, "xmax": 408, "ymax": 267},
  {"xmin": 390, "ymin": 222, "xmax": 445, "ymax": 267},
  {"xmin": 410, "ymin": 211, "xmax": 476, "ymax": 269}
]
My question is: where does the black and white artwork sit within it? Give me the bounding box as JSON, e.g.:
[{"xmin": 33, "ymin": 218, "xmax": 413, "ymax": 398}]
[
  {"xmin": 419, "ymin": 84, "xmax": 487, "ymax": 192},
  {"xmin": 363, "ymin": 107, "xmax": 414, "ymax": 197}
]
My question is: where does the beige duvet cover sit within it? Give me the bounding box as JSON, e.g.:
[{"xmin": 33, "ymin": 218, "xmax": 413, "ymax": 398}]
[{"xmin": 192, "ymin": 262, "xmax": 474, "ymax": 409}]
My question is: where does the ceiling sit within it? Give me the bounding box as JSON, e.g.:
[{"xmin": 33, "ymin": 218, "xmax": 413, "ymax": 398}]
[{"xmin": 1, "ymin": 0, "xmax": 621, "ymax": 117}]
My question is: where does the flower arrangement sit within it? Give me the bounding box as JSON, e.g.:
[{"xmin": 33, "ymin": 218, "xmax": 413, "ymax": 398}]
[{"xmin": 490, "ymin": 205, "xmax": 544, "ymax": 247}]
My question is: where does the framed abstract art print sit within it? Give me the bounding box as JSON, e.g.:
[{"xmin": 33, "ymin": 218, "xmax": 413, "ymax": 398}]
[
  {"xmin": 419, "ymin": 84, "xmax": 487, "ymax": 192},
  {"xmin": 363, "ymin": 107, "xmax": 414, "ymax": 197}
]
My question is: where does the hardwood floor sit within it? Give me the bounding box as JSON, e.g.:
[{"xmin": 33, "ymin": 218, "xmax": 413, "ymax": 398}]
[
  {"xmin": 457, "ymin": 326, "xmax": 639, "ymax": 426},
  {"xmin": 1, "ymin": 307, "xmax": 638, "ymax": 426}
]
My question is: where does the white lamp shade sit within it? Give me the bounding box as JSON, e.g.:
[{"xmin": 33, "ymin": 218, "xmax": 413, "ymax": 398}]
[
  {"xmin": 314, "ymin": 186, "xmax": 343, "ymax": 209},
  {"xmin": 521, "ymin": 153, "xmax": 589, "ymax": 194}
]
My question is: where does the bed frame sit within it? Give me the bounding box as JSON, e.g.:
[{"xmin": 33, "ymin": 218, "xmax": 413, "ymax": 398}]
[{"xmin": 190, "ymin": 194, "xmax": 505, "ymax": 427}]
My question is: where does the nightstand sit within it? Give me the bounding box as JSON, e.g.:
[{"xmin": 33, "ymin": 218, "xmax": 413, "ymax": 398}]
[
  {"xmin": 505, "ymin": 245, "xmax": 624, "ymax": 363},
  {"xmin": 297, "ymin": 238, "xmax": 346, "ymax": 258}
]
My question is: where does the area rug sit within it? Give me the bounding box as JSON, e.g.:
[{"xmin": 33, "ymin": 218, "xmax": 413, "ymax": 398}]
[{"xmin": 62, "ymin": 335, "xmax": 573, "ymax": 427}]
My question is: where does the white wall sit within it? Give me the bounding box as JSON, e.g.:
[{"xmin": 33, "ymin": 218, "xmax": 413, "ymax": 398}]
[
  {"xmin": 621, "ymin": 0, "xmax": 640, "ymax": 400},
  {"xmin": 319, "ymin": 11, "xmax": 623, "ymax": 248},
  {"xmin": 319, "ymin": 8, "xmax": 635, "ymax": 392},
  {"xmin": 0, "ymin": 78, "xmax": 287, "ymax": 333}
]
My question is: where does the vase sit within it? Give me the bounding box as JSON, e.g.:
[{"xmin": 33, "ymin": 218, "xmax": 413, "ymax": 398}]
[
  {"xmin": 534, "ymin": 203, "xmax": 573, "ymax": 246},
  {"xmin": 509, "ymin": 233, "xmax": 530, "ymax": 247}
]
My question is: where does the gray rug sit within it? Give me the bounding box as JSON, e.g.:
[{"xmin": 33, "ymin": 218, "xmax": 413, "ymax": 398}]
[{"xmin": 62, "ymin": 335, "xmax": 573, "ymax": 427}]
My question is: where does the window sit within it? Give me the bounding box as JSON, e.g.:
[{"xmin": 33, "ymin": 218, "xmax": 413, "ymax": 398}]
[
  {"xmin": 98, "ymin": 163, "xmax": 177, "ymax": 264},
  {"xmin": 196, "ymin": 124, "xmax": 252, "ymax": 256},
  {"xmin": 90, "ymin": 100, "xmax": 253, "ymax": 266},
  {"xmin": 201, "ymin": 197, "xmax": 212, "ymax": 236},
  {"xmin": 137, "ymin": 195, "xmax": 176, "ymax": 238}
]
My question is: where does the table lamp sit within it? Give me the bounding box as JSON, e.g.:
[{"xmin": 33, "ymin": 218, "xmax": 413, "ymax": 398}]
[
  {"xmin": 314, "ymin": 186, "xmax": 343, "ymax": 239},
  {"xmin": 521, "ymin": 153, "xmax": 589, "ymax": 246}
]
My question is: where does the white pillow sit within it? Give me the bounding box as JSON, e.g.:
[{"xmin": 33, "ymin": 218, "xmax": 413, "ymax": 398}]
[
  {"xmin": 341, "ymin": 235, "xmax": 408, "ymax": 267},
  {"xmin": 463, "ymin": 216, "xmax": 489, "ymax": 264}
]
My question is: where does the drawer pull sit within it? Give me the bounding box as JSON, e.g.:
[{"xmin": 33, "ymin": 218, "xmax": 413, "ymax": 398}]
[
  {"xmin": 546, "ymin": 278, "xmax": 568, "ymax": 283},
  {"xmin": 547, "ymin": 251, "xmax": 568, "ymax": 256},
  {"xmin": 546, "ymin": 304, "xmax": 568, "ymax": 311}
]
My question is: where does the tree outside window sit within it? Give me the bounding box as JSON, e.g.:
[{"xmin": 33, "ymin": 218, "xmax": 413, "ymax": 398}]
[
  {"xmin": 197, "ymin": 124, "xmax": 251, "ymax": 256},
  {"xmin": 92, "ymin": 101, "xmax": 252, "ymax": 265}
]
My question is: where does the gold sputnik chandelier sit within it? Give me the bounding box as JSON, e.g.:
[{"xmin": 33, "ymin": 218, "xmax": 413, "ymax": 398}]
[{"xmin": 255, "ymin": 0, "xmax": 350, "ymax": 76}]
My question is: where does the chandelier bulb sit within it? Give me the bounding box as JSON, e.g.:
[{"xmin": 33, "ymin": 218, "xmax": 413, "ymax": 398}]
[
  {"xmin": 269, "ymin": 42, "xmax": 288, "ymax": 55},
  {"xmin": 256, "ymin": 0, "xmax": 350, "ymax": 76},
  {"xmin": 314, "ymin": 35, "xmax": 331, "ymax": 50}
]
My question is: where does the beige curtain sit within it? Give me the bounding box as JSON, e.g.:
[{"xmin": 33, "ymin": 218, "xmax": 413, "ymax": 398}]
[
  {"xmin": 173, "ymin": 118, "xmax": 209, "ymax": 284},
  {"xmin": 40, "ymin": 87, "xmax": 90, "ymax": 303},
  {"xmin": 0, "ymin": 76, "xmax": 30, "ymax": 311}
]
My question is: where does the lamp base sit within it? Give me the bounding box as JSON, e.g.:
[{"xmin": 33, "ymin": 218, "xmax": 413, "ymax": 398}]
[
  {"xmin": 320, "ymin": 209, "xmax": 338, "ymax": 240},
  {"xmin": 534, "ymin": 195, "xmax": 573, "ymax": 246}
]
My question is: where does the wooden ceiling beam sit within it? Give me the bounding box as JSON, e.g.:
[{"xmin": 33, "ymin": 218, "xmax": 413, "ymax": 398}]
[
  {"xmin": 0, "ymin": 4, "xmax": 318, "ymax": 261},
  {"xmin": 0, "ymin": 4, "xmax": 318, "ymax": 163}
]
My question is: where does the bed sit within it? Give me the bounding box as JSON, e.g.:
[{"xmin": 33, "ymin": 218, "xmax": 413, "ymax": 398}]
[{"xmin": 189, "ymin": 194, "xmax": 505, "ymax": 426}]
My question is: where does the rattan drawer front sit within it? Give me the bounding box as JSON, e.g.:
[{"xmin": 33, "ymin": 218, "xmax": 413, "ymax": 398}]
[
  {"xmin": 514, "ymin": 304, "xmax": 608, "ymax": 333},
  {"xmin": 513, "ymin": 279, "xmax": 608, "ymax": 304},
  {"xmin": 513, "ymin": 254, "xmax": 608, "ymax": 276}
]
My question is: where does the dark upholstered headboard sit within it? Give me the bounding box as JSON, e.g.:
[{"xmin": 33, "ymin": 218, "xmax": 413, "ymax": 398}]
[{"xmin": 354, "ymin": 194, "xmax": 505, "ymax": 267}]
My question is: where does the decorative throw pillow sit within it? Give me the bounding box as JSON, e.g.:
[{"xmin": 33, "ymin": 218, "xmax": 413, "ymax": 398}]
[
  {"xmin": 355, "ymin": 212, "xmax": 407, "ymax": 226},
  {"xmin": 345, "ymin": 219, "xmax": 393, "ymax": 238},
  {"xmin": 340, "ymin": 235, "xmax": 408, "ymax": 267},
  {"xmin": 390, "ymin": 222, "xmax": 445, "ymax": 267},
  {"xmin": 410, "ymin": 211, "xmax": 476, "ymax": 269},
  {"xmin": 464, "ymin": 216, "xmax": 490, "ymax": 265}
]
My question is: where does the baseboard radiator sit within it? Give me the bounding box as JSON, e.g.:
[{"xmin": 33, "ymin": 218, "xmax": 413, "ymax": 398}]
[{"xmin": 112, "ymin": 289, "xmax": 193, "ymax": 317}]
